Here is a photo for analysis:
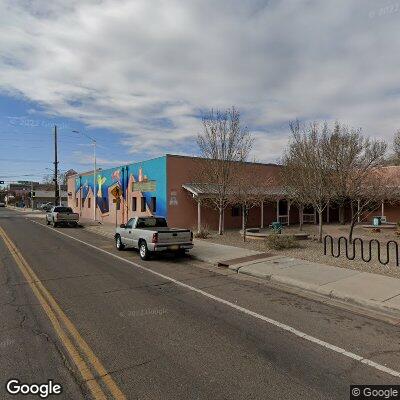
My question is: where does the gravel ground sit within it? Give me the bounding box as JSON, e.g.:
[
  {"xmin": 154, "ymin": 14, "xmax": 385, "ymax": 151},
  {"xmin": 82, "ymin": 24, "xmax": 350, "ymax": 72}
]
[{"xmin": 200, "ymin": 224, "xmax": 400, "ymax": 279}]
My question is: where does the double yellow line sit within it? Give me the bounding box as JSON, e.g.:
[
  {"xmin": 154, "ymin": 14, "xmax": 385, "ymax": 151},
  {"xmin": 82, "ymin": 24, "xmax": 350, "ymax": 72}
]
[{"xmin": 0, "ymin": 226, "xmax": 126, "ymax": 400}]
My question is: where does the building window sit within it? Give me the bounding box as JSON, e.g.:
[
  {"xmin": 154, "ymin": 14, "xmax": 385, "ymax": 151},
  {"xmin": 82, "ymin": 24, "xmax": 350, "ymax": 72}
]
[
  {"xmin": 76, "ymin": 198, "xmax": 78, "ymax": 207},
  {"xmin": 132, "ymin": 197, "xmax": 137, "ymax": 211},
  {"xmin": 150, "ymin": 197, "xmax": 156, "ymax": 213},
  {"xmin": 140, "ymin": 197, "xmax": 146, "ymax": 212},
  {"xmin": 88, "ymin": 198, "xmax": 91, "ymax": 208},
  {"xmin": 231, "ymin": 206, "xmax": 241, "ymax": 217}
]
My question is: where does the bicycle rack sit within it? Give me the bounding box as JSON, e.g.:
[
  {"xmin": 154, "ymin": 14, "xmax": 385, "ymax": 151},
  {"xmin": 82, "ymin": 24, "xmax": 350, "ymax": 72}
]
[{"xmin": 323, "ymin": 235, "xmax": 399, "ymax": 267}]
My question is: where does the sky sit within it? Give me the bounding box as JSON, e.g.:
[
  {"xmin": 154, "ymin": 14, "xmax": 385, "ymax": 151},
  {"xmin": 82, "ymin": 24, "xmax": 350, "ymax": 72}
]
[{"xmin": 1, "ymin": 0, "xmax": 400, "ymax": 184}]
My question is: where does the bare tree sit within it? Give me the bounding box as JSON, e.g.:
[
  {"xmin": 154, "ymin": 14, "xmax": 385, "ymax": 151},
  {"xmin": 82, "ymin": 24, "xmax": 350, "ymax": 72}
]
[
  {"xmin": 229, "ymin": 164, "xmax": 272, "ymax": 242},
  {"xmin": 327, "ymin": 122, "xmax": 388, "ymax": 242},
  {"xmin": 390, "ymin": 129, "xmax": 400, "ymax": 166},
  {"xmin": 195, "ymin": 107, "xmax": 253, "ymax": 235},
  {"xmin": 42, "ymin": 171, "xmax": 68, "ymax": 186},
  {"xmin": 346, "ymin": 169, "xmax": 397, "ymax": 242},
  {"xmin": 281, "ymin": 120, "xmax": 334, "ymax": 242}
]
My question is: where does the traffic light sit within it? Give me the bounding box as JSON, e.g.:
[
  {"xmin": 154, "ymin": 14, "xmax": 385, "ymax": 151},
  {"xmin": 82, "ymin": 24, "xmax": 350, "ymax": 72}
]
[
  {"xmin": 29, "ymin": 191, "xmax": 35, "ymax": 198},
  {"xmin": 0, "ymin": 181, "xmax": 4, "ymax": 184}
]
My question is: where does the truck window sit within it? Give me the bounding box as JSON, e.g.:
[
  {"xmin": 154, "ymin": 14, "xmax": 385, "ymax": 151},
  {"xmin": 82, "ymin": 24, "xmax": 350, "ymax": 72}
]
[
  {"xmin": 54, "ymin": 207, "xmax": 73, "ymax": 213},
  {"xmin": 126, "ymin": 218, "xmax": 135, "ymax": 229},
  {"xmin": 136, "ymin": 217, "xmax": 167, "ymax": 228}
]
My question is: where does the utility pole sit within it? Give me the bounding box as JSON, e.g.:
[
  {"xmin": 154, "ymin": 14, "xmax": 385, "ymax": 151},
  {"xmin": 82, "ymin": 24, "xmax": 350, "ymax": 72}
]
[
  {"xmin": 54, "ymin": 125, "xmax": 59, "ymax": 206},
  {"xmin": 31, "ymin": 181, "xmax": 34, "ymax": 210}
]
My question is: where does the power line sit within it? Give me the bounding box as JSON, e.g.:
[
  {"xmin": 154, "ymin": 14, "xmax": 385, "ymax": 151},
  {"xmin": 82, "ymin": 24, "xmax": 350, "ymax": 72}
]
[{"xmin": 0, "ymin": 158, "xmax": 52, "ymax": 163}]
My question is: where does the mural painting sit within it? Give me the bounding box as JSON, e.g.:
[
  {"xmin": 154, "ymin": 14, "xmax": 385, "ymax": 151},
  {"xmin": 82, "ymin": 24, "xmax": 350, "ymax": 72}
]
[{"xmin": 75, "ymin": 156, "xmax": 167, "ymax": 221}]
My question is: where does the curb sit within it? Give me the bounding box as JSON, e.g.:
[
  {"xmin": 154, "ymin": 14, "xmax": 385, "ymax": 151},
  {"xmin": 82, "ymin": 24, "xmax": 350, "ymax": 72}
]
[{"xmin": 236, "ymin": 267, "xmax": 400, "ymax": 317}]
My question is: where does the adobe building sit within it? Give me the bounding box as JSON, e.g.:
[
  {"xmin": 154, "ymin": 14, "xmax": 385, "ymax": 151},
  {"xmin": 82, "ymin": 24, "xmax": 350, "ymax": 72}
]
[
  {"xmin": 67, "ymin": 155, "xmax": 400, "ymax": 230},
  {"xmin": 67, "ymin": 154, "xmax": 291, "ymax": 230}
]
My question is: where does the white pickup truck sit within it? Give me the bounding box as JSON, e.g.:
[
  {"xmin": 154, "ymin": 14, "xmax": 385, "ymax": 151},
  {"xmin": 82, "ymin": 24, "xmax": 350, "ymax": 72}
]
[
  {"xmin": 114, "ymin": 216, "xmax": 193, "ymax": 260},
  {"xmin": 46, "ymin": 206, "xmax": 79, "ymax": 227}
]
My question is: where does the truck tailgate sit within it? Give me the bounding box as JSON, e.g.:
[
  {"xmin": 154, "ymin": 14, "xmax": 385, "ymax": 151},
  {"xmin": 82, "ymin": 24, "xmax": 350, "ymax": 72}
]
[
  {"xmin": 56, "ymin": 213, "xmax": 79, "ymax": 221},
  {"xmin": 157, "ymin": 230, "xmax": 191, "ymax": 244}
]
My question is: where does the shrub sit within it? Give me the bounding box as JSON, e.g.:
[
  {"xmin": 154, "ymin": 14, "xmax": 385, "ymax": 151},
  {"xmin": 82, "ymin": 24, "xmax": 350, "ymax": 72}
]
[
  {"xmin": 265, "ymin": 234, "xmax": 299, "ymax": 250},
  {"xmin": 194, "ymin": 225, "xmax": 211, "ymax": 239}
]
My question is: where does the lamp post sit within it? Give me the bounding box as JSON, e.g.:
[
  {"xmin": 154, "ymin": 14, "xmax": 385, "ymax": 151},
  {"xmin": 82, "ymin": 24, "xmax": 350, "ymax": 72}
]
[{"xmin": 72, "ymin": 130, "xmax": 97, "ymax": 221}]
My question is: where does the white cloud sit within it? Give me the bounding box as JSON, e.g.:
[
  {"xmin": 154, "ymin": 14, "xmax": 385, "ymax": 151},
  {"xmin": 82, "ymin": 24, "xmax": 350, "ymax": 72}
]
[
  {"xmin": 71, "ymin": 150, "xmax": 130, "ymax": 167},
  {"xmin": 1, "ymin": 0, "xmax": 400, "ymax": 161}
]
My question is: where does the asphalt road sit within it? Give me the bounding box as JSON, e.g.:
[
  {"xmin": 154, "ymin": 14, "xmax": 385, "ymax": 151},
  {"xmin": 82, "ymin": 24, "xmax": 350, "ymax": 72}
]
[{"xmin": 1, "ymin": 207, "xmax": 399, "ymax": 399}]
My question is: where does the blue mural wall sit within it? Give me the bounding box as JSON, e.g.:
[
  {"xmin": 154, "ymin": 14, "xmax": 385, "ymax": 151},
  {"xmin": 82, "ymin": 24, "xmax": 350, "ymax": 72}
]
[{"xmin": 75, "ymin": 155, "xmax": 167, "ymax": 218}]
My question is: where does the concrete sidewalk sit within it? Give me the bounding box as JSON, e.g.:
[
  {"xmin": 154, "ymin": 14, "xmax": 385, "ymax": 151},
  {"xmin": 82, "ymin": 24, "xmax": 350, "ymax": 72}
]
[
  {"xmin": 6, "ymin": 205, "xmax": 45, "ymax": 217},
  {"xmin": 229, "ymin": 255, "xmax": 400, "ymax": 315}
]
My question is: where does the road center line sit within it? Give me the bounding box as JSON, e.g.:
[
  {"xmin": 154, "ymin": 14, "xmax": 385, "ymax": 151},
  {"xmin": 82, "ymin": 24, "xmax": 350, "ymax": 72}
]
[
  {"xmin": 31, "ymin": 219, "xmax": 400, "ymax": 379},
  {"xmin": 0, "ymin": 225, "xmax": 127, "ymax": 399},
  {"xmin": 0, "ymin": 227, "xmax": 108, "ymax": 400}
]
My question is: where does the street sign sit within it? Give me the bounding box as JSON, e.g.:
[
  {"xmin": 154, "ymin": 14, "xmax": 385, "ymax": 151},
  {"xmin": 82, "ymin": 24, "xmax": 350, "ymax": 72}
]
[
  {"xmin": 111, "ymin": 186, "xmax": 121, "ymax": 199},
  {"xmin": 112, "ymin": 198, "xmax": 121, "ymax": 204}
]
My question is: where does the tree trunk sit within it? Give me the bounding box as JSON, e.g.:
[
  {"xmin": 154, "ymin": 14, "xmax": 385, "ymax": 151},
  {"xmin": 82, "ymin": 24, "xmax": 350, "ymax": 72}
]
[
  {"xmin": 218, "ymin": 208, "xmax": 223, "ymax": 235},
  {"xmin": 243, "ymin": 205, "xmax": 247, "ymax": 242},
  {"xmin": 349, "ymin": 217, "xmax": 357, "ymax": 244},
  {"xmin": 339, "ymin": 205, "xmax": 345, "ymax": 225},
  {"xmin": 318, "ymin": 209, "xmax": 323, "ymax": 242},
  {"xmin": 299, "ymin": 205, "xmax": 304, "ymax": 231}
]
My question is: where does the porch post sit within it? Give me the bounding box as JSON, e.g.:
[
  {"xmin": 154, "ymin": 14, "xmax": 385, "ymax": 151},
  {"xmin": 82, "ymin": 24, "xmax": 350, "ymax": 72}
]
[
  {"xmin": 260, "ymin": 200, "xmax": 264, "ymax": 228},
  {"xmin": 357, "ymin": 199, "xmax": 360, "ymax": 223},
  {"xmin": 381, "ymin": 200, "xmax": 385, "ymax": 217},
  {"xmin": 314, "ymin": 207, "xmax": 317, "ymax": 225},
  {"xmin": 197, "ymin": 198, "xmax": 201, "ymax": 233},
  {"xmin": 287, "ymin": 200, "xmax": 291, "ymax": 226},
  {"xmin": 276, "ymin": 199, "xmax": 280, "ymax": 222}
]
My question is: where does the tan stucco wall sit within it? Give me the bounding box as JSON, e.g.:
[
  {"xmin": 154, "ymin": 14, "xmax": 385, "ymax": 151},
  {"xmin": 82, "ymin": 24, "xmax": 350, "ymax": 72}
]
[{"xmin": 166, "ymin": 155, "xmax": 282, "ymax": 230}]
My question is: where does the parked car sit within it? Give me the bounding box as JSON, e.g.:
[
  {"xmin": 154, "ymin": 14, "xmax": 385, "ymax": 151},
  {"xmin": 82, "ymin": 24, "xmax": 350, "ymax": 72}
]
[
  {"xmin": 41, "ymin": 202, "xmax": 53, "ymax": 212},
  {"xmin": 0, "ymin": 202, "xmax": 5, "ymax": 207},
  {"xmin": 46, "ymin": 206, "xmax": 79, "ymax": 227},
  {"xmin": 114, "ymin": 216, "xmax": 193, "ymax": 260}
]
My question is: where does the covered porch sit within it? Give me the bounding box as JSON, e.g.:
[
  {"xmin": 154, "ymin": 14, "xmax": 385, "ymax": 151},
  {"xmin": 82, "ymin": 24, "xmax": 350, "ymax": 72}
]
[{"xmin": 181, "ymin": 184, "xmax": 324, "ymax": 232}]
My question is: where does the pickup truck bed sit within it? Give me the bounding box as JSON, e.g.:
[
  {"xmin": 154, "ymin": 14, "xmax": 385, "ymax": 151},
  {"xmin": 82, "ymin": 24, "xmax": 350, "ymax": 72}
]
[
  {"xmin": 115, "ymin": 216, "xmax": 193, "ymax": 260},
  {"xmin": 46, "ymin": 206, "xmax": 79, "ymax": 227}
]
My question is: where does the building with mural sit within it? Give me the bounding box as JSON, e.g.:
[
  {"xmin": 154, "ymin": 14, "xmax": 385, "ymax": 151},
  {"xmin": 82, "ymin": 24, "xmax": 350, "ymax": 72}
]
[
  {"xmin": 67, "ymin": 154, "xmax": 283, "ymax": 230},
  {"xmin": 67, "ymin": 154, "xmax": 400, "ymax": 230}
]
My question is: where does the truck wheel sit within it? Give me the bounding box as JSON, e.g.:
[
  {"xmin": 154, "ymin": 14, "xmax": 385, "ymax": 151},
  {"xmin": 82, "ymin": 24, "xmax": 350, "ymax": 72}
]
[
  {"xmin": 139, "ymin": 241, "xmax": 150, "ymax": 260},
  {"xmin": 177, "ymin": 249, "xmax": 186, "ymax": 257},
  {"xmin": 115, "ymin": 235, "xmax": 125, "ymax": 251}
]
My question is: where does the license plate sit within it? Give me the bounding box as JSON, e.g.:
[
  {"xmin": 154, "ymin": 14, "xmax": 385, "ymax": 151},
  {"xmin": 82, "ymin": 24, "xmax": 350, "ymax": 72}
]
[{"xmin": 170, "ymin": 245, "xmax": 179, "ymax": 250}]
